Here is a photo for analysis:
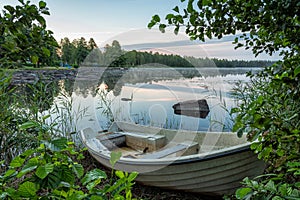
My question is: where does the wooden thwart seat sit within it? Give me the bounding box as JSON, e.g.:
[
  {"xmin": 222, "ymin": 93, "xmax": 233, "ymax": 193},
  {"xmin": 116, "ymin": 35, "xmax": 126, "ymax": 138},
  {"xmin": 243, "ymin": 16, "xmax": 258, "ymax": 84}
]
[{"xmin": 141, "ymin": 142, "xmax": 198, "ymax": 159}]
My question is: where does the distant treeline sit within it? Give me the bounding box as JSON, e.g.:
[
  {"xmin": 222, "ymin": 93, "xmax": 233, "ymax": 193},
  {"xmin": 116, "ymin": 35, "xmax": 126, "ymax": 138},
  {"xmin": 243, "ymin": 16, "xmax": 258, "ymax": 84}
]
[
  {"xmin": 184, "ymin": 56, "xmax": 275, "ymax": 68},
  {"xmin": 105, "ymin": 50, "xmax": 275, "ymax": 68},
  {"xmin": 59, "ymin": 38, "xmax": 275, "ymax": 68}
]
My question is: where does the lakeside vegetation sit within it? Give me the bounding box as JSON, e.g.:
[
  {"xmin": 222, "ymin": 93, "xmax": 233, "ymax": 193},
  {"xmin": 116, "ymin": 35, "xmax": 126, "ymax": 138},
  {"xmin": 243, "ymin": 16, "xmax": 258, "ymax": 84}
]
[
  {"xmin": 0, "ymin": 0, "xmax": 299, "ymax": 200},
  {"xmin": 149, "ymin": 0, "xmax": 300, "ymax": 199}
]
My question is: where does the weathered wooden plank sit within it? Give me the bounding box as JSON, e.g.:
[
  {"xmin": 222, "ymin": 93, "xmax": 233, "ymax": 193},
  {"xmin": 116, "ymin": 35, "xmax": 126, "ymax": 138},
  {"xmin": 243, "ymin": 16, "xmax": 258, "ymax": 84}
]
[{"xmin": 142, "ymin": 142, "xmax": 198, "ymax": 159}]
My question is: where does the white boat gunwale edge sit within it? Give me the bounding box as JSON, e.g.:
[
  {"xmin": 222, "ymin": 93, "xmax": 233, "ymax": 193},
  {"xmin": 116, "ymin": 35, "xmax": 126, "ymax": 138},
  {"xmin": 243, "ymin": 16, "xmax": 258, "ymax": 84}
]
[{"xmin": 80, "ymin": 122, "xmax": 253, "ymax": 165}]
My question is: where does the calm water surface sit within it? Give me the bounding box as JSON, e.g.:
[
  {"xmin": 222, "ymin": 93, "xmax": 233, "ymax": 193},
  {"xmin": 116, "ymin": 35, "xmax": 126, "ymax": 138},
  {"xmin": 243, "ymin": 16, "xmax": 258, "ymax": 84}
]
[{"xmin": 72, "ymin": 67, "xmax": 260, "ymax": 132}]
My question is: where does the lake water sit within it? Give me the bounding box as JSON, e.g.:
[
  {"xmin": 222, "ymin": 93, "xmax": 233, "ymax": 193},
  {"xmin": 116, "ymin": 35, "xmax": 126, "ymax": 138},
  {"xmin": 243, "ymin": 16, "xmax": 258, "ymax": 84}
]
[{"xmin": 72, "ymin": 67, "xmax": 259, "ymax": 132}]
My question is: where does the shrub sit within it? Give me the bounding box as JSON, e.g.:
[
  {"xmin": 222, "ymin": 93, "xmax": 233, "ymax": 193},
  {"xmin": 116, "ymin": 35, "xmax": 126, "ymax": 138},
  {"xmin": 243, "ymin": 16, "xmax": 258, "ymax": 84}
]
[{"xmin": 231, "ymin": 56, "xmax": 300, "ymax": 199}]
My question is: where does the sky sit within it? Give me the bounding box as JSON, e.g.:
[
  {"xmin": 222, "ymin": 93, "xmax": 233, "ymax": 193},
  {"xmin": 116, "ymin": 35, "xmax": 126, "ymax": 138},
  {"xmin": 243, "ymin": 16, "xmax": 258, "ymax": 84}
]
[{"xmin": 1, "ymin": 0, "xmax": 281, "ymax": 60}]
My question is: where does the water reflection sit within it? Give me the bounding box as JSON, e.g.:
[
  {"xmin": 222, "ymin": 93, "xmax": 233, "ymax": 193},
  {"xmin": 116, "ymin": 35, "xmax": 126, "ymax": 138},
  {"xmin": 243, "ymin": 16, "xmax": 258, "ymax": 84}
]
[{"xmin": 72, "ymin": 67, "xmax": 259, "ymax": 132}]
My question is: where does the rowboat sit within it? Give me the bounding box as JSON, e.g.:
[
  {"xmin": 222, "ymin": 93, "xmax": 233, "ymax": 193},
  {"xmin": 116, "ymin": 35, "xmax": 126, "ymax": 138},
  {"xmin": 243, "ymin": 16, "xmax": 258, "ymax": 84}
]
[{"xmin": 80, "ymin": 121, "xmax": 265, "ymax": 196}]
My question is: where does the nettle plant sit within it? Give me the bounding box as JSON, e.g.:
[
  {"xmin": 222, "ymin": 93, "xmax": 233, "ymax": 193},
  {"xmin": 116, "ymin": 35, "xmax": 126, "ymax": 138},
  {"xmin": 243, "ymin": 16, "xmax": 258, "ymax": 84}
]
[{"xmin": 0, "ymin": 136, "xmax": 138, "ymax": 200}]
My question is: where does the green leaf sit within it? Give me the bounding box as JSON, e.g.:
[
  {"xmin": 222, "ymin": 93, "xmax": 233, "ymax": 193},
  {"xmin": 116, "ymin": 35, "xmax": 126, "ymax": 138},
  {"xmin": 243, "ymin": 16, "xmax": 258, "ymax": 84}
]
[
  {"xmin": 235, "ymin": 187, "xmax": 252, "ymax": 199},
  {"xmin": 19, "ymin": 121, "xmax": 39, "ymax": 130},
  {"xmin": 152, "ymin": 15, "xmax": 160, "ymax": 23},
  {"xmin": 81, "ymin": 169, "xmax": 107, "ymax": 186},
  {"xmin": 21, "ymin": 149, "xmax": 35, "ymax": 158},
  {"xmin": 159, "ymin": 24, "xmax": 166, "ymax": 33},
  {"xmin": 10, "ymin": 156, "xmax": 25, "ymax": 168},
  {"xmin": 35, "ymin": 163, "xmax": 54, "ymax": 179},
  {"xmin": 39, "ymin": 1, "xmax": 47, "ymax": 9},
  {"xmin": 4, "ymin": 5, "xmax": 15, "ymax": 14},
  {"xmin": 128, "ymin": 172, "xmax": 138, "ymax": 182},
  {"xmin": 265, "ymin": 180, "xmax": 276, "ymax": 193},
  {"xmin": 91, "ymin": 195, "xmax": 104, "ymax": 200},
  {"xmin": 4, "ymin": 169, "xmax": 17, "ymax": 178},
  {"xmin": 18, "ymin": 181, "xmax": 37, "ymax": 198},
  {"xmin": 31, "ymin": 55, "xmax": 39, "ymax": 64},
  {"xmin": 72, "ymin": 163, "xmax": 84, "ymax": 178},
  {"xmin": 17, "ymin": 160, "xmax": 38, "ymax": 178},
  {"xmin": 43, "ymin": 138, "xmax": 68, "ymax": 152},
  {"xmin": 165, "ymin": 13, "xmax": 174, "ymax": 20},
  {"xmin": 202, "ymin": 0, "xmax": 211, "ymax": 6},
  {"xmin": 36, "ymin": 16, "xmax": 46, "ymax": 27},
  {"xmin": 294, "ymin": 66, "xmax": 300, "ymax": 77},
  {"xmin": 173, "ymin": 6, "xmax": 180, "ymax": 13},
  {"xmin": 110, "ymin": 151, "xmax": 122, "ymax": 167},
  {"xmin": 115, "ymin": 170, "xmax": 124, "ymax": 179},
  {"xmin": 86, "ymin": 178, "xmax": 101, "ymax": 191},
  {"xmin": 42, "ymin": 47, "xmax": 50, "ymax": 57},
  {"xmin": 147, "ymin": 21, "xmax": 156, "ymax": 29}
]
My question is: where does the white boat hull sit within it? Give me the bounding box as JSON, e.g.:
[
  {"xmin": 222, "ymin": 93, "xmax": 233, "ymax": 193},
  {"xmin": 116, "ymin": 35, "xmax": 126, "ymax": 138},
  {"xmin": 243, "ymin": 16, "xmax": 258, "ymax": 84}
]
[{"xmin": 81, "ymin": 122, "xmax": 265, "ymax": 196}]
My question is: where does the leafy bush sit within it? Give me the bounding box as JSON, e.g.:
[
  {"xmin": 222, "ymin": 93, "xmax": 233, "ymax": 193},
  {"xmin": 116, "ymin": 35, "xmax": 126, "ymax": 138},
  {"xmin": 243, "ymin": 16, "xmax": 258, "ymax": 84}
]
[
  {"xmin": 0, "ymin": 137, "xmax": 138, "ymax": 199},
  {"xmin": 231, "ymin": 56, "xmax": 300, "ymax": 199}
]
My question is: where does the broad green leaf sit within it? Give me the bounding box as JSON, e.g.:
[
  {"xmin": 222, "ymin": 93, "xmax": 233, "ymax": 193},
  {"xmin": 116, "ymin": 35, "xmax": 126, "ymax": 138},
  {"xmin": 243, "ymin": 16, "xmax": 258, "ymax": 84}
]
[
  {"xmin": 152, "ymin": 15, "xmax": 160, "ymax": 23},
  {"xmin": 60, "ymin": 165, "xmax": 75, "ymax": 185},
  {"xmin": 10, "ymin": 156, "xmax": 25, "ymax": 168},
  {"xmin": 165, "ymin": 13, "xmax": 174, "ymax": 20},
  {"xmin": 43, "ymin": 138, "xmax": 68, "ymax": 151},
  {"xmin": 265, "ymin": 180, "xmax": 276, "ymax": 193},
  {"xmin": 39, "ymin": 1, "xmax": 47, "ymax": 9},
  {"xmin": 110, "ymin": 151, "xmax": 122, "ymax": 167},
  {"xmin": 81, "ymin": 169, "xmax": 107, "ymax": 186},
  {"xmin": 18, "ymin": 181, "xmax": 37, "ymax": 198},
  {"xmin": 21, "ymin": 149, "xmax": 35, "ymax": 158},
  {"xmin": 115, "ymin": 170, "xmax": 124, "ymax": 179},
  {"xmin": 4, "ymin": 5, "xmax": 15, "ymax": 14},
  {"xmin": 86, "ymin": 178, "xmax": 101, "ymax": 191},
  {"xmin": 17, "ymin": 161, "xmax": 38, "ymax": 178},
  {"xmin": 279, "ymin": 184, "xmax": 288, "ymax": 196},
  {"xmin": 4, "ymin": 169, "xmax": 17, "ymax": 178},
  {"xmin": 294, "ymin": 66, "xmax": 300, "ymax": 77},
  {"xmin": 36, "ymin": 16, "xmax": 46, "ymax": 27},
  {"xmin": 235, "ymin": 187, "xmax": 252, "ymax": 199},
  {"xmin": 287, "ymin": 162, "xmax": 300, "ymax": 168},
  {"xmin": 35, "ymin": 163, "xmax": 54, "ymax": 179},
  {"xmin": 72, "ymin": 163, "xmax": 84, "ymax": 178}
]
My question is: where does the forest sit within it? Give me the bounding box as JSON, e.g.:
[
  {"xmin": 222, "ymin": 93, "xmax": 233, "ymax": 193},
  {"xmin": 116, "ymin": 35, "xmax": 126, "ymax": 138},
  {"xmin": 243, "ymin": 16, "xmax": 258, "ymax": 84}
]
[{"xmin": 58, "ymin": 38, "xmax": 274, "ymax": 69}]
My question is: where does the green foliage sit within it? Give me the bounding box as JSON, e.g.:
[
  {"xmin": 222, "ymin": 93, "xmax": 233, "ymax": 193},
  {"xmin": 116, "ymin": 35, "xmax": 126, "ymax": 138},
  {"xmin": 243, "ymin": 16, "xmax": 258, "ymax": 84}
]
[
  {"xmin": 231, "ymin": 57, "xmax": 300, "ymax": 199},
  {"xmin": 235, "ymin": 177, "xmax": 300, "ymax": 200},
  {"xmin": 149, "ymin": 0, "xmax": 300, "ymax": 199},
  {"xmin": 0, "ymin": 0, "xmax": 58, "ymax": 68},
  {"xmin": 60, "ymin": 37, "xmax": 98, "ymax": 66},
  {"xmin": 148, "ymin": 0, "xmax": 300, "ymax": 58},
  {"xmin": 0, "ymin": 138, "xmax": 138, "ymax": 199},
  {"xmin": 0, "ymin": 72, "xmax": 138, "ymax": 199}
]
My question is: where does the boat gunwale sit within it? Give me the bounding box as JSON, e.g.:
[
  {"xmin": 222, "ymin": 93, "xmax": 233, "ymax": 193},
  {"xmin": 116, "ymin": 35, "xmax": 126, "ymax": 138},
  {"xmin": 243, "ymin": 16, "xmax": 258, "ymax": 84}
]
[
  {"xmin": 81, "ymin": 121, "xmax": 252, "ymax": 166},
  {"xmin": 84, "ymin": 138, "xmax": 251, "ymax": 166}
]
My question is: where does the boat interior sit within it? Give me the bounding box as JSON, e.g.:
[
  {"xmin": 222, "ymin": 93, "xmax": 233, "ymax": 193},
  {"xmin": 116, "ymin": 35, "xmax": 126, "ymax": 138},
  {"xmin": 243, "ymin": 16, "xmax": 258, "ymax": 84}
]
[{"xmin": 94, "ymin": 124, "xmax": 248, "ymax": 159}]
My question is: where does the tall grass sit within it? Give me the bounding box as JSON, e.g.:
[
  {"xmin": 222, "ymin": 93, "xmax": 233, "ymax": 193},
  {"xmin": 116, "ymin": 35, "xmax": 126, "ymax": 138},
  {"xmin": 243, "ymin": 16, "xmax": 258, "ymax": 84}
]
[{"xmin": 0, "ymin": 74, "xmax": 87, "ymax": 172}]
